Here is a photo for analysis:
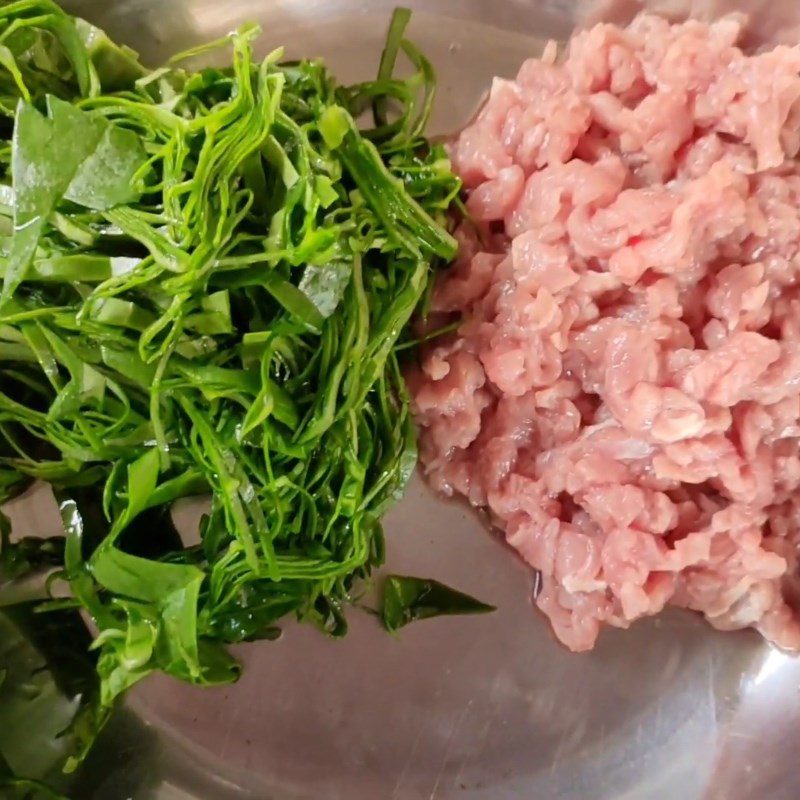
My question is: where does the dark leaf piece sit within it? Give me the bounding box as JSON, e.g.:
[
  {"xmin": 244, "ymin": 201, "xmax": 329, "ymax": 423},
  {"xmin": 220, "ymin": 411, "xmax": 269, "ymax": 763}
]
[{"xmin": 382, "ymin": 575, "xmax": 495, "ymax": 633}]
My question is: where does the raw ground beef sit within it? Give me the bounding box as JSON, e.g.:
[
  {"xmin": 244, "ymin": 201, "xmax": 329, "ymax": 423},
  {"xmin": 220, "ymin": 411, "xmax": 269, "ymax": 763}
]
[{"xmin": 409, "ymin": 13, "xmax": 800, "ymax": 651}]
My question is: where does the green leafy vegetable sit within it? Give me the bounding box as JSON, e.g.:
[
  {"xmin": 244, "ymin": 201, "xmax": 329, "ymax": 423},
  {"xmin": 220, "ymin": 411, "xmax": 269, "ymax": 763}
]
[
  {"xmin": 382, "ymin": 575, "xmax": 496, "ymax": 632},
  {"xmin": 3, "ymin": 84, "xmax": 146, "ymax": 307},
  {"xmin": 0, "ymin": 513, "xmax": 64, "ymax": 581},
  {"xmin": 0, "ymin": 769, "xmax": 70, "ymax": 800},
  {"xmin": 0, "ymin": 0, "xmax": 464, "ymax": 778},
  {"xmin": 0, "ymin": 602, "xmax": 97, "ymax": 798}
]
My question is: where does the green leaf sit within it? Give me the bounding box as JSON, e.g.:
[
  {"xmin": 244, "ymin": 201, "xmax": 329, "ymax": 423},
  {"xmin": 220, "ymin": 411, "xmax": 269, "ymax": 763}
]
[
  {"xmin": 2, "ymin": 97, "xmax": 146, "ymax": 305},
  {"xmin": 90, "ymin": 546, "xmax": 240, "ymax": 697},
  {"xmin": 91, "ymin": 548, "xmax": 201, "ymax": 604},
  {"xmin": 381, "ymin": 576, "xmax": 495, "ymax": 633},
  {"xmin": 63, "ymin": 119, "xmax": 148, "ymax": 210},
  {"xmin": 74, "ymin": 18, "xmax": 146, "ymax": 92},
  {"xmin": 0, "ymin": 514, "xmax": 64, "ymax": 582},
  {"xmin": 0, "ymin": 602, "xmax": 98, "ymax": 796}
]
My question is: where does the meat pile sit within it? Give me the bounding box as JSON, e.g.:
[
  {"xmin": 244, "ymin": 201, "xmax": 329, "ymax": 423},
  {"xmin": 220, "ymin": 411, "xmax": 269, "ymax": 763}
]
[{"xmin": 410, "ymin": 13, "xmax": 800, "ymax": 651}]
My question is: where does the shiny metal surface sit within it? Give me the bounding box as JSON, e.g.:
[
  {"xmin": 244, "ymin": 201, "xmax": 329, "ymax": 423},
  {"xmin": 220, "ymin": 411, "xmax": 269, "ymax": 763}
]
[{"xmin": 31, "ymin": 1, "xmax": 800, "ymax": 797}]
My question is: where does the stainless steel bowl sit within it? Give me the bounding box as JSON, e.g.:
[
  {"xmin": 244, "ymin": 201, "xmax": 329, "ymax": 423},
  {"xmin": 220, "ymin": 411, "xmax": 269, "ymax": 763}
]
[{"xmin": 20, "ymin": 1, "xmax": 800, "ymax": 798}]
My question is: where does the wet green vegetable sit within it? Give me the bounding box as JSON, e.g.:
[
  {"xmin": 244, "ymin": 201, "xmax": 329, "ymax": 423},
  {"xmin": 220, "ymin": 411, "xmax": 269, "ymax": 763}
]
[
  {"xmin": 0, "ymin": 598, "xmax": 93, "ymax": 800},
  {"xmin": 382, "ymin": 575, "xmax": 496, "ymax": 632},
  {"xmin": 0, "ymin": 0, "xmax": 464, "ymax": 774}
]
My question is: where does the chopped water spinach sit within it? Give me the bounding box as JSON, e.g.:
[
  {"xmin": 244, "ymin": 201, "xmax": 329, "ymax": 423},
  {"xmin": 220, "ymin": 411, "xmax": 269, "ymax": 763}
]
[{"xmin": 0, "ymin": 0, "xmax": 493, "ymax": 782}]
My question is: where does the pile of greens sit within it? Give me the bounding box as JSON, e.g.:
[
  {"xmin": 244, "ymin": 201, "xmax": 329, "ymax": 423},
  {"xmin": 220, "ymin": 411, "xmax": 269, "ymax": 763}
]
[{"xmin": 0, "ymin": 1, "xmax": 488, "ymax": 786}]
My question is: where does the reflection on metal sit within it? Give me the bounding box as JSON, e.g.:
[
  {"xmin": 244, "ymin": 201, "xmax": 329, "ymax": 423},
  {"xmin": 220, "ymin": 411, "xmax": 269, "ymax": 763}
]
[{"xmin": 752, "ymin": 648, "xmax": 791, "ymax": 688}]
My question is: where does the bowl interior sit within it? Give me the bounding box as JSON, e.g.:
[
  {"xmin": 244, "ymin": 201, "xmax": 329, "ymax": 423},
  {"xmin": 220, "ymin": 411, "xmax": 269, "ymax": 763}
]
[{"xmin": 15, "ymin": 2, "xmax": 800, "ymax": 798}]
